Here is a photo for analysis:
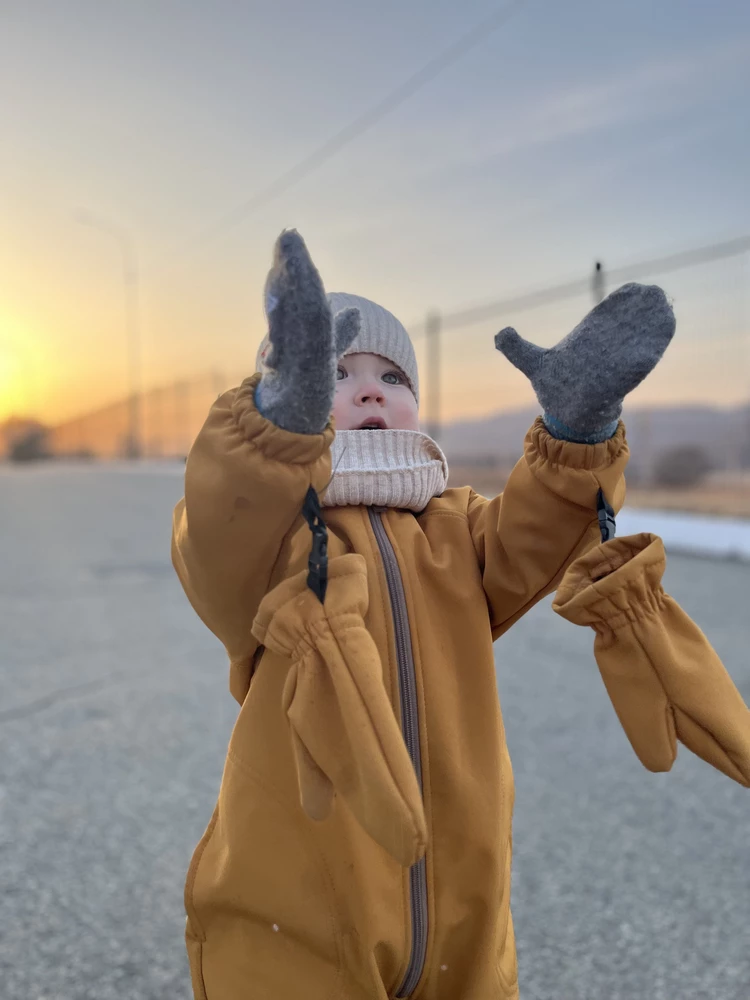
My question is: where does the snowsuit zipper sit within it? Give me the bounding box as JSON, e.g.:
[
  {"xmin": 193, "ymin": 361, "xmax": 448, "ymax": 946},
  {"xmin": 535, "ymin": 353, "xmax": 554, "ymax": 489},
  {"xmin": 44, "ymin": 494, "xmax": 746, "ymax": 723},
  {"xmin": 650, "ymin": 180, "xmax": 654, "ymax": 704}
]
[{"xmin": 368, "ymin": 508, "xmax": 428, "ymax": 998}]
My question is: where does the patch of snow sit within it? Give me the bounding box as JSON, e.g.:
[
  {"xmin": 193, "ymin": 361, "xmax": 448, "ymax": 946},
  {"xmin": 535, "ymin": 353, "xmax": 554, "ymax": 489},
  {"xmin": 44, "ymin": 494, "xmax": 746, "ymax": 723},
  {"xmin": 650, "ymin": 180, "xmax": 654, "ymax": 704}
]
[{"xmin": 618, "ymin": 507, "xmax": 750, "ymax": 562}]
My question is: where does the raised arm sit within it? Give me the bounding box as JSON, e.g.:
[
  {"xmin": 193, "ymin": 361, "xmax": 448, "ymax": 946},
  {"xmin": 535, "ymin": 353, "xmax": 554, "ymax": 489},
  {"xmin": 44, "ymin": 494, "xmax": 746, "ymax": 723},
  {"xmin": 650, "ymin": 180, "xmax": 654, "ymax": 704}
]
[
  {"xmin": 470, "ymin": 282, "xmax": 675, "ymax": 636},
  {"xmin": 171, "ymin": 230, "xmax": 359, "ymax": 701}
]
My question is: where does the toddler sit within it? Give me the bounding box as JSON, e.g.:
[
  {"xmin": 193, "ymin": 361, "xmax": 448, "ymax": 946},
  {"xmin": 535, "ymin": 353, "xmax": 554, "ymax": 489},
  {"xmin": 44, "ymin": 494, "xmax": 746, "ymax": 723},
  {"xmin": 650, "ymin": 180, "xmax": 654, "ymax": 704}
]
[{"xmin": 172, "ymin": 230, "xmax": 674, "ymax": 1000}]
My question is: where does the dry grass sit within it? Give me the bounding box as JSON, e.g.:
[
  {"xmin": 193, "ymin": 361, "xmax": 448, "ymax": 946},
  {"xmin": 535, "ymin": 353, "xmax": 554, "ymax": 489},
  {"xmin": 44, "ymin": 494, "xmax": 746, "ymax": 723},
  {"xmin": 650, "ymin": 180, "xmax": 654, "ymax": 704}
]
[
  {"xmin": 624, "ymin": 485, "xmax": 750, "ymax": 518},
  {"xmin": 448, "ymin": 464, "xmax": 750, "ymax": 519}
]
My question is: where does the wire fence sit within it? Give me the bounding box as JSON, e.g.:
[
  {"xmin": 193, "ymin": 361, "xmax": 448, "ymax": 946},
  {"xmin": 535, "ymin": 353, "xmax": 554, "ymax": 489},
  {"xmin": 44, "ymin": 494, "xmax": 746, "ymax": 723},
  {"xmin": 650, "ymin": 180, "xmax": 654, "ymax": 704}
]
[{"xmin": 46, "ymin": 371, "xmax": 227, "ymax": 461}]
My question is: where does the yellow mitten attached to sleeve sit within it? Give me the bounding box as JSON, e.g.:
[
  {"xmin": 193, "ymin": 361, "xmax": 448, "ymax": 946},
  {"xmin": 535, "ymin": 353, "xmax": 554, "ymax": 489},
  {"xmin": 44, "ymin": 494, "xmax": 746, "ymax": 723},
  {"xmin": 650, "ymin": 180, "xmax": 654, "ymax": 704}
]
[
  {"xmin": 252, "ymin": 554, "xmax": 427, "ymax": 867},
  {"xmin": 553, "ymin": 533, "xmax": 750, "ymax": 787}
]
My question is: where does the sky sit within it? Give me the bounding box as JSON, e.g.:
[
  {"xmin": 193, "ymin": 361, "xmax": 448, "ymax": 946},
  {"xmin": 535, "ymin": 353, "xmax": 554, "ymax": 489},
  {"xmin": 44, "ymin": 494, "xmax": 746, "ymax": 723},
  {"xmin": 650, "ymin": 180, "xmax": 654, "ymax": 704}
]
[{"xmin": 2, "ymin": 0, "xmax": 749, "ymax": 427}]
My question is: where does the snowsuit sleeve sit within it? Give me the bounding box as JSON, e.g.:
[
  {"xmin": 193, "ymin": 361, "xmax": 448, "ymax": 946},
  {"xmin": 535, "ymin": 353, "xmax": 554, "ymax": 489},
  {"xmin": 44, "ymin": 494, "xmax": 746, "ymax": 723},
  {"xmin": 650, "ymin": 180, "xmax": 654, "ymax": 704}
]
[
  {"xmin": 171, "ymin": 373, "xmax": 334, "ymax": 702},
  {"xmin": 466, "ymin": 417, "xmax": 629, "ymax": 639}
]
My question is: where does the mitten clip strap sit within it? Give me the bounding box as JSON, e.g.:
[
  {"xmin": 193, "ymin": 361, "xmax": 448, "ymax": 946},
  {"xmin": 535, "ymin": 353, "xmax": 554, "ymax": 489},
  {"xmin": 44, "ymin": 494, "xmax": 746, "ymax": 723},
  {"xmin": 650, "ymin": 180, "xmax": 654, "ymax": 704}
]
[
  {"xmin": 597, "ymin": 488, "xmax": 617, "ymax": 543},
  {"xmin": 302, "ymin": 486, "xmax": 328, "ymax": 604}
]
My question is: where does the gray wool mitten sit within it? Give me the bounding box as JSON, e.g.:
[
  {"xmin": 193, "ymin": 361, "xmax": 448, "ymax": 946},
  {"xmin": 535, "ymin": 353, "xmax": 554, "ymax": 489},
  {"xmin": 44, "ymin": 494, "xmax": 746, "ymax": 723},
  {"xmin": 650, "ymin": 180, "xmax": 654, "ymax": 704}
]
[
  {"xmin": 255, "ymin": 230, "xmax": 361, "ymax": 434},
  {"xmin": 495, "ymin": 282, "xmax": 676, "ymax": 443}
]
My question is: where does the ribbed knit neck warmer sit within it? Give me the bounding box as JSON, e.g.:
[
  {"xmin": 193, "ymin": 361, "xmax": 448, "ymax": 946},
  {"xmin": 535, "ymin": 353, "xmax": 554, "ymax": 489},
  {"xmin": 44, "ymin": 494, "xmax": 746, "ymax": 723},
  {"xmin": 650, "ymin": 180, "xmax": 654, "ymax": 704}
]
[{"xmin": 322, "ymin": 429, "xmax": 448, "ymax": 512}]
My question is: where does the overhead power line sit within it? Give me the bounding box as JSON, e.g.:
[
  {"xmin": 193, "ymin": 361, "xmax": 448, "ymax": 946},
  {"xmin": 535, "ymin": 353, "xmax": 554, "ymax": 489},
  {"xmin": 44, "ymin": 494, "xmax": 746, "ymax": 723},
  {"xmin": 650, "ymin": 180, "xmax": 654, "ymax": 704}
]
[
  {"xmin": 192, "ymin": 0, "xmax": 527, "ymax": 247},
  {"xmin": 409, "ymin": 233, "xmax": 750, "ymax": 338}
]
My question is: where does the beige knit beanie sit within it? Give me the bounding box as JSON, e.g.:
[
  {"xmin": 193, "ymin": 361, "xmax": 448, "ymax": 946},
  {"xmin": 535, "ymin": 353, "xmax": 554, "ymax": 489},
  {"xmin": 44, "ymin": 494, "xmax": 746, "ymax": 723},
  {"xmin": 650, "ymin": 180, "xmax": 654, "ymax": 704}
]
[{"xmin": 255, "ymin": 292, "xmax": 419, "ymax": 404}]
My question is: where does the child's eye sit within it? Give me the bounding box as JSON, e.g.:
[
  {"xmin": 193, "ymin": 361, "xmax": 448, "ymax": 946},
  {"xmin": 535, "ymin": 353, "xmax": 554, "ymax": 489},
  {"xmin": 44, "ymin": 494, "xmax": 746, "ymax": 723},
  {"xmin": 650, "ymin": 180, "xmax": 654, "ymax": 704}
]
[
  {"xmin": 382, "ymin": 371, "xmax": 403, "ymax": 386},
  {"xmin": 336, "ymin": 366, "xmax": 347, "ymax": 381}
]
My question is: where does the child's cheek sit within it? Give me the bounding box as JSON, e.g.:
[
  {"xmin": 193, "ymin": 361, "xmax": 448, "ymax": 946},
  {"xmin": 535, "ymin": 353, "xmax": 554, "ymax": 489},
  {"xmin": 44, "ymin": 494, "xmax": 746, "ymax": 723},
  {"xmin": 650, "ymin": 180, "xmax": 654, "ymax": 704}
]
[
  {"xmin": 332, "ymin": 391, "xmax": 358, "ymax": 431},
  {"xmin": 331, "ymin": 390, "xmax": 346, "ymax": 427},
  {"xmin": 393, "ymin": 394, "xmax": 420, "ymax": 431}
]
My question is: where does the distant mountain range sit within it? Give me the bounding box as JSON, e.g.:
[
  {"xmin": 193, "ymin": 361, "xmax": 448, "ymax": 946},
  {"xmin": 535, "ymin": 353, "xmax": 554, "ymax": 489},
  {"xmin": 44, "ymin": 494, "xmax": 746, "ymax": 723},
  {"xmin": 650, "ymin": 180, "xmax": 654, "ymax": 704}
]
[
  {"xmin": 438, "ymin": 402, "xmax": 750, "ymax": 474},
  {"xmin": 3, "ymin": 401, "xmax": 749, "ymax": 472}
]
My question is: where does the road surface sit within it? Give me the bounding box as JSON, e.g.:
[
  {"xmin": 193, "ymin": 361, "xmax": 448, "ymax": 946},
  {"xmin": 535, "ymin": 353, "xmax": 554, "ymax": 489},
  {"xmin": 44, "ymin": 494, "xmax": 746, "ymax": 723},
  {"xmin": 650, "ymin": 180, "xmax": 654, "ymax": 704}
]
[{"xmin": 1, "ymin": 463, "xmax": 748, "ymax": 999}]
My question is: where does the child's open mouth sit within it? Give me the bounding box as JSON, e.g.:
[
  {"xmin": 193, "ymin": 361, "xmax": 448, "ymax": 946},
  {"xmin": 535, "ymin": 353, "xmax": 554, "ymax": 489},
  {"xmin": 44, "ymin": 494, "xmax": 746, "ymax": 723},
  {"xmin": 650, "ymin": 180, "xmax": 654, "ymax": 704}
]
[{"xmin": 357, "ymin": 418, "xmax": 387, "ymax": 430}]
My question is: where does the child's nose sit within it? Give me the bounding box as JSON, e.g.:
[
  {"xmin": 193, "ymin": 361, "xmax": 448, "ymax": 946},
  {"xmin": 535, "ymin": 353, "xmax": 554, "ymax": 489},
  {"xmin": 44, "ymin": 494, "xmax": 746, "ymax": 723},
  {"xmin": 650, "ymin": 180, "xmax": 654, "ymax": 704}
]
[{"xmin": 355, "ymin": 381, "xmax": 386, "ymax": 406}]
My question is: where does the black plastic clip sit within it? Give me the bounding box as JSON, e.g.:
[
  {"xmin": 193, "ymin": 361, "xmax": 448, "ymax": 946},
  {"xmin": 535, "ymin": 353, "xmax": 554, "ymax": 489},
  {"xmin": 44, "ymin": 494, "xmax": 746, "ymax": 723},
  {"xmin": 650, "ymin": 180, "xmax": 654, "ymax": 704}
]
[
  {"xmin": 596, "ymin": 488, "xmax": 616, "ymax": 543},
  {"xmin": 302, "ymin": 486, "xmax": 328, "ymax": 604}
]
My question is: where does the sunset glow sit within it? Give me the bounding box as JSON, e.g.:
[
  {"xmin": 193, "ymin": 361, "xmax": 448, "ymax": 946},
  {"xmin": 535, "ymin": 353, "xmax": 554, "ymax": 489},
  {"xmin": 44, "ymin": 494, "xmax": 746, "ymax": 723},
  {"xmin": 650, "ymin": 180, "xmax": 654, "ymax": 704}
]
[
  {"xmin": 0, "ymin": 324, "xmax": 30, "ymax": 422},
  {"xmin": 2, "ymin": 3, "xmax": 748, "ymax": 439}
]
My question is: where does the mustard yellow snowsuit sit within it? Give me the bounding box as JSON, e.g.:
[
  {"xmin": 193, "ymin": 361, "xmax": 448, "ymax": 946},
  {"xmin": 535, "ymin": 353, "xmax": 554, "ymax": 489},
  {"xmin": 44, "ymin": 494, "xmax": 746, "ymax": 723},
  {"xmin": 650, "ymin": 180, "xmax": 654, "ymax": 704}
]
[{"xmin": 171, "ymin": 374, "xmax": 629, "ymax": 1000}]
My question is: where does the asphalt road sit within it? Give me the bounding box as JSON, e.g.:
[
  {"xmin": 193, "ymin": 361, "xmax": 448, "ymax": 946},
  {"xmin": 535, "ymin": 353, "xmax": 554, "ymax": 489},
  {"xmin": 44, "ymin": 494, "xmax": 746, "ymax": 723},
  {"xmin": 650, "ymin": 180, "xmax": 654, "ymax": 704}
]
[{"xmin": 1, "ymin": 463, "xmax": 748, "ymax": 1000}]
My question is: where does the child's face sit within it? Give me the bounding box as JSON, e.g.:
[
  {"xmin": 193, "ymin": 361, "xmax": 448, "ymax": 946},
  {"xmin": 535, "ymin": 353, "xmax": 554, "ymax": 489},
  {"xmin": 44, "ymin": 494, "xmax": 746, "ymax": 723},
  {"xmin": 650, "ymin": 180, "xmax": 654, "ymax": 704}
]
[{"xmin": 332, "ymin": 352, "xmax": 419, "ymax": 432}]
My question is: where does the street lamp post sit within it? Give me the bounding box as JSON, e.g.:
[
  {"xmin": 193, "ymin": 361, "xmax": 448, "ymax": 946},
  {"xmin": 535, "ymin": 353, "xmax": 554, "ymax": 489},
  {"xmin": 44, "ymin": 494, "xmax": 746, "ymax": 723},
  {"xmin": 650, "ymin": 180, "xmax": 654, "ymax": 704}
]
[
  {"xmin": 425, "ymin": 309, "xmax": 442, "ymax": 442},
  {"xmin": 592, "ymin": 260, "xmax": 605, "ymax": 304},
  {"xmin": 78, "ymin": 212, "xmax": 143, "ymax": 458}
]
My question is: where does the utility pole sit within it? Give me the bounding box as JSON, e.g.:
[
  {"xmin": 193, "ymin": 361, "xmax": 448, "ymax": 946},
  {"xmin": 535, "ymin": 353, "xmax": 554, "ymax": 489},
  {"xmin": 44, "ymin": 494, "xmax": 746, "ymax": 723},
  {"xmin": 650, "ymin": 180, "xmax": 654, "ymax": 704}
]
[
  {"xmin": 213, "ymin": 369, "xmax": 226, "ymax": 400},
  {"xmin": 743, "ymin": 251, "xmax": 750, "ymax": 471},
  {"xmin": 149, "ymin": 384, "xmax": 162, "ymax": 458},
  {"xmin": 175, "ymin": 378, "xmax": 191, "ymax": 458},
  {"xmin": 78, "ymin": 212, "xmax": 143, "ymax": 459},
  {"xmin": 592, "ymin": 260, "xmax": 605, "ymax": 304},
  {"xmin": 425, "ymin": 310, "xmax": 442, "ymax": 441}
]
